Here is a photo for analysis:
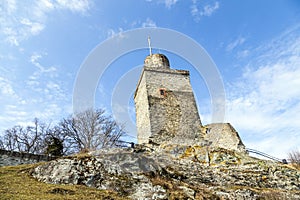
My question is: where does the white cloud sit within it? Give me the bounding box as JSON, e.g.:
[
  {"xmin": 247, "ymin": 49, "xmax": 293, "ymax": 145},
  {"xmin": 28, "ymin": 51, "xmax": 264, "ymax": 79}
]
[
  {"xmin": 0, "ymin": 58, "xmax": 69, "ymax": 132},
  {"xmin": 29, "ymin": 52, "xmax": 57, "ymax": 74},
  {"xmin": 107, "ymin": 28, "xmax": 126, "ymax": 39},
  {"xmin": 142, "ymin": 18, "xmax": 157, "ymax": 28},
  {"xmin": 226, "ymin": 36, "xmax": 246, "ymax": 52},
  {"xmin": 45, "ymin": 81, "xmax": 66, "ymax": 101},
  {"xmin": 164, "ymin": 0, "xmax": 178, "ymax": 9},
  {"xmin": 5, "ymin": 0, "xmax": 17, "ymax": 13},
  {"xmin": 146, "ymin": 0, "xmax": 178, "ymax": 8},
  {"xmin": 190, "ymin": 4, "xmax": 199, "ymax": 17},
  {"xmin": 225, "ymin": 25, "xmax": 300, "ymax": 158},
  {"xmin": 0, "ymin": 0, "xmax": 87, "ymax": 131},
  {"xmin": 0, "ymin": 101, "xmax": 64, "ymax": 131},
  {"xmin": 201, "ymin": 2, "xmax": 219, "ymax": 16},
  {"xmin": 0, "ymin": 0, "xmax": 92, "ymax": 46},
  {"xmin": 55, "ymin": 0, "xmax": 91, "ymax": 13},
  {"xmin": 191, "ymin": 1, "xmax": 219, "ymax": 22},
  {"xmin": 0, "ymin": 77, "xmax": 17, "ymax": 98},
  {"xmin": 129, "ymin": 18, "xmax": 157, "ymax": 29},
  {"xmin": 27, "ymin": 52, "xmax": 62, "ymax": 102},
  {"xmin": 20, "ymin": 18, "xmax": 45, "ymax": 35},
  {"xmin": 38, "ymin": 0, "xmax": 54, "ymax": 10},
  {"xmin": 237, "ymin": 50, "xmax": 250, "ymax": 58}
]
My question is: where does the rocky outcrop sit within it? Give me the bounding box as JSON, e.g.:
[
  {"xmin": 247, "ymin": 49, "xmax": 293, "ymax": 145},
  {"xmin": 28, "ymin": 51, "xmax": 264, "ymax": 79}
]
[{"xmin": 31, "ymin": 144, "xmax": 300, "ymax": 199}]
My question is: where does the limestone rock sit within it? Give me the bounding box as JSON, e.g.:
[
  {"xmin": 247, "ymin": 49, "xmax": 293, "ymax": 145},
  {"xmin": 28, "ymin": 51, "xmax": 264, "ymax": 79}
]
[{"xmin": 31, "ymin": 144, "xmax": 300, "ymax": 199}]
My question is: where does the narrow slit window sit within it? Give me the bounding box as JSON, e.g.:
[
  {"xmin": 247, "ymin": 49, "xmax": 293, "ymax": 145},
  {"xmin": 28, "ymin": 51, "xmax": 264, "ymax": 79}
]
[
  {"xmin": 159, "ymin": 88, "xmax": 166, "ymax": 96},
  {"xmin": 160, "ymin": 89, "xmax": 165, "ymax": 95}
]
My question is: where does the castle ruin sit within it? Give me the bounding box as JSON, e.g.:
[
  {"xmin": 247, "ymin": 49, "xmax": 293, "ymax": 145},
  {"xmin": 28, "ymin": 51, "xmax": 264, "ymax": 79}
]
[{"xmin": 134, "ymin": 53, "xmax": 245, "ymax": 152}]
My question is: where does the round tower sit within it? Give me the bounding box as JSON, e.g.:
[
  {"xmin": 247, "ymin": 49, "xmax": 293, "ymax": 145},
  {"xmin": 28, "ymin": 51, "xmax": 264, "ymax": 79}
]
[{"xmin": 144, "ymin": 54, "xmax": 170, "ymax": 69}]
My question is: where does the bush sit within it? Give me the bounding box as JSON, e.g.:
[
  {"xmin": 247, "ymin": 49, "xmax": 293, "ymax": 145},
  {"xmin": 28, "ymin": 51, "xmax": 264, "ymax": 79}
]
[
  {"xmin": 45, "ymin": 137, "xmax": 63, "ymax": 157},
  {"xmin": 288, "ymin": 150, "xmax": 300, "ymax": 169}
]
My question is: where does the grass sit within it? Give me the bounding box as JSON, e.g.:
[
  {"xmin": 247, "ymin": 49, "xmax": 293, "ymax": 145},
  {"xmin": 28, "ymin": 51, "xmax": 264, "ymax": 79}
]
[{"xmin": 0, "ymin": 163, "xmax": 128, "ymax": 200}]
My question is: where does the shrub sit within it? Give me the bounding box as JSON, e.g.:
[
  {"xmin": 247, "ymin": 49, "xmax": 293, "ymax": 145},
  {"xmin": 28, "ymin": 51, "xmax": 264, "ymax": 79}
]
[{"xmin": 288, "ymin": 150, "xmax": 300, "ymax": 169}]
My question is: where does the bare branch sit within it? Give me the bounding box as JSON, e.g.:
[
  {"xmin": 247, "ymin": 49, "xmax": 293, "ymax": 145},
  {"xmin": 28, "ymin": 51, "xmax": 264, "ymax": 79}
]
[{"xmin": 58, "ymin": 108, "xmax": 126, "ymax": 152}]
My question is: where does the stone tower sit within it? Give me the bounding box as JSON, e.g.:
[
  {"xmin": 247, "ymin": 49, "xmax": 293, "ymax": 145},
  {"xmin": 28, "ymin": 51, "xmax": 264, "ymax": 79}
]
[{"xmin": 134, "ymin": 54, "xmax": 202, "ymax": 144}]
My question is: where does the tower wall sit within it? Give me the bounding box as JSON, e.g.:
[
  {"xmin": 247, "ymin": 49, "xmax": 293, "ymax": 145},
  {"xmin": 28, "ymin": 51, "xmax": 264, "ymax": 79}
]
[
  {"xmin": 134, "ymin": 71, "xmax": 152, "ymax": 144},
  {"xmin": 134, "ymin": 56, "xmax": 202, "ymax": 144}
]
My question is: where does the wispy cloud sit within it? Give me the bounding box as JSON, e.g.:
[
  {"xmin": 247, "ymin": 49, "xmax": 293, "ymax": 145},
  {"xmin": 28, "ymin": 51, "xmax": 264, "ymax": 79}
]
[
  {"xmin": 30, "ymin": 53, "xmax": 57, "ymax": 74},
  {"xmin": 0, "ymin": 77, "xmax": 18, "ymax": 98},
  {"xmin": 0, "ymin": 50, "xmax": 70, "ymax": 131},
  {"xmin": 108, "ymin": 18, "xmax": 157, "ymax": 39},
  {"xmin": 107, "ymin": 28, "xmax": 126, "ymax": 39},
  {"xmin": 164, "ymin": 0, "xmax": 178, "ymax": 9},
  {"xmin": 191, "ymin": 1, "xmax": 219, "ymax": 22},
  {"xmin": 0, "ymin": 0, "xmax": 92, "ymax": 46},
  {"xmin": 130, "ymin": 18, "xmax": 157, "ymax": 29},
  {"xmin": 226, "ymin": 36, "xmax": 246, "ymax": 52},
  {"xmin": 55, "ymin": 0, "xmax": 91, "ymax": 13},
  {"xmin": 28, "ymin": 52, "xmax": 57, "ymax": 87},
  {"xmin": 146, "ymin": 0, "xmax": 178, "ymax": 9},
  {"xmin": 236, "ymin": 50, "xmax": 250, "ymax": 58},
  {"xmin": 201, "ymin": 2, "xmax": 219, "ymax": 16},
  {"xmin": 225, "ymin": 25, "xmax": 300, "ymax": 158},
  {"xmin": 19, "ymin": 18, "xmax": 45, "ymax": 36},
  {"xmin": 142, "ymin": 18, "xmax": 157, "ymax": 28}
]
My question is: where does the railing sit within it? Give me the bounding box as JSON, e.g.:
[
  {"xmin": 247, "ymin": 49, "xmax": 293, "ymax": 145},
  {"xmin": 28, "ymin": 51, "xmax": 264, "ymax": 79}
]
[
  {"xmin": 246, "ymin": 148, "xmax": 287, "ymax": 164},
  {"xmin": 114, "ymin": 142, "xmax": 289, "ymax": 164},
  {"xmin": 116, "ymin": 140, "xmax": 135, "ymax": 148}
]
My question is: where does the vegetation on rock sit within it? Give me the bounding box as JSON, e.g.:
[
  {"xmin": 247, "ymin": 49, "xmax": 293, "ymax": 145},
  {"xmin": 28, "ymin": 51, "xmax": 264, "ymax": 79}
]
[
  {"xmin": 0, "ymin": 164, "xmax": 128, "ymax": 200},
  {"xmin": 288, "ymin": 149, "xmax": 300, "ymax": 170},
  {"xmin": 30, "ymin": 144, "xmax": 300, "ymax": 199}
]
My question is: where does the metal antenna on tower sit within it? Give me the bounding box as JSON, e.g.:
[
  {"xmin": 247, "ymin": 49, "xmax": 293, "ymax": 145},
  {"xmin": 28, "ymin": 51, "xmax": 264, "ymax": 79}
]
[{"xmin": 148, "ymin": 36, "xmax": 152, "ymax": 55}]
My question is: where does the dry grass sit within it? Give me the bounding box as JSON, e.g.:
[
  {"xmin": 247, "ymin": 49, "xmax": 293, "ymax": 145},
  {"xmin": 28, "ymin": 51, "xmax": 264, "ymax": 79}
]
[
  {"xmin": 288, "ymin": 150, "xmax": 300, "ymax": 170},
  {"xmin": 0, "ymin": 163, "xmax": 128, "ymax": 200}
]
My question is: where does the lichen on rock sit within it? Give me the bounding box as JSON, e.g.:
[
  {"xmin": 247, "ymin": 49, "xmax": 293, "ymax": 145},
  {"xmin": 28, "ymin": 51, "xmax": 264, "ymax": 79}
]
[{"xmin": 31, "ymin": 143, "xmax": 300, "ymax": 199}]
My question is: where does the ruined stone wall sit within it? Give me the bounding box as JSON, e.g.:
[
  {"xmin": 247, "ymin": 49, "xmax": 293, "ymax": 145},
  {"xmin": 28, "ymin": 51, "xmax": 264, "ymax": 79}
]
[
  {"xmin": 0, "ymin": 149, "xmax": 56, "ymax": 166},
  {"xmin": 135, "ymin": 66, "xmax": 202, "ymax": 144},
  {"xmin": 204, "ymin": 123, "xmax": 246, "ymax": 152}
]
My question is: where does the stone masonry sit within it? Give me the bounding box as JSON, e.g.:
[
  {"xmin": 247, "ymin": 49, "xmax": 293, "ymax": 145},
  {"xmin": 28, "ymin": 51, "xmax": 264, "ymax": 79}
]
[
  {"xmin": 134, "ymin": 53, "xmax": 246, "ymax": 152},
  {"xmin": 0, "ymin": 149, "xmax": 56, "ymax": 166},
  {"xmin": 134, "ymin": 54, "xmax": 202, "ymax": 144},
  {"xmin": 204, "ymin": 123, "xmax": 246, "ymax": 152}
]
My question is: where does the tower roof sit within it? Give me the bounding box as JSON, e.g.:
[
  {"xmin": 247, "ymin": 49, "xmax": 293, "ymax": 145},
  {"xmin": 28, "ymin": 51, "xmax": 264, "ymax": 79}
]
[{"xmin": 144, "ymin": 54, "xmax": 170, "ymax": 69}]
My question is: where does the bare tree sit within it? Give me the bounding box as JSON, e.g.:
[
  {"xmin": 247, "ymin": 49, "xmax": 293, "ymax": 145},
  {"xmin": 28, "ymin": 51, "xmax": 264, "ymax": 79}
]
[
  {"xmin": 0, "ymin": 139, "xmax": 4, "ymax": 149},
  {"xmin": 1, "ymin": 118, "xmax": 49, "ymax": 154},
  {"xmin": 0, "ymin": 109, "xmax": 125, "ymax": 155},
  {"xmin": 1, "ymin": 125, "xmax": 21, "ymax": 151},
  {"xmin": 288, "ymin": 150, "xmax": 300, "ymax": 169},
  {"xmin": 59, "ymin": 108, "xmax": 125, "ymax": 152}
]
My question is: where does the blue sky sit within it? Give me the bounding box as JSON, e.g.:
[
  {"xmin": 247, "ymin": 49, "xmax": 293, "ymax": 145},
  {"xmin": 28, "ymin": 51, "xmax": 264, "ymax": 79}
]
[{"xmin": 0, "ymin": 0, "xmax": 300, "ymax": 158}]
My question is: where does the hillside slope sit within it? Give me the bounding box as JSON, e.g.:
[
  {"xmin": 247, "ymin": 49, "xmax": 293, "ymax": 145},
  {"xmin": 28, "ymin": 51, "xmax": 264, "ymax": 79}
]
[
  {"xmin": 31, "ymin": 144, "xmax": 300, "ymax": 199},
  {"xmin": 0, "ymin": 164, "xmax": 128, "ymax": 200}
]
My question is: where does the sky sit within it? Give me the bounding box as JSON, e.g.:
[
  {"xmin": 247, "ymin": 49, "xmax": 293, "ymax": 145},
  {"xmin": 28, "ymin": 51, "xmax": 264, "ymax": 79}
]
[{"xmin": 0, "ymin": 0, "xmax": 300, "ymax": 158}]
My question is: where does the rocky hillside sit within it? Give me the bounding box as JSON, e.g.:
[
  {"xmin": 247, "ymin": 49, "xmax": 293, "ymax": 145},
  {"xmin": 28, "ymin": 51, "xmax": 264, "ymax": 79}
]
[{"xmin": 31, "ymin": 143, "xmax": 300, "ymax": 199}]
